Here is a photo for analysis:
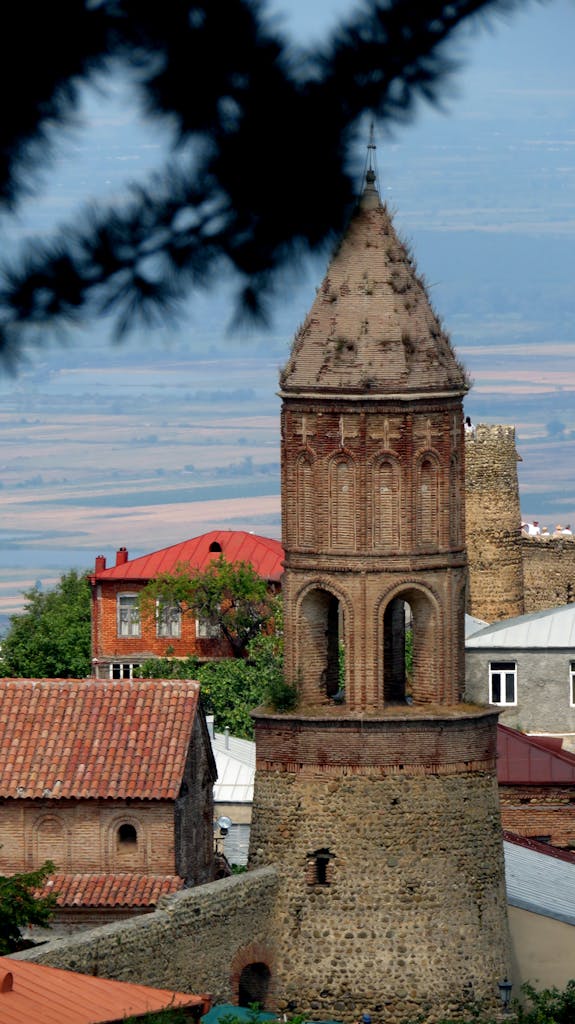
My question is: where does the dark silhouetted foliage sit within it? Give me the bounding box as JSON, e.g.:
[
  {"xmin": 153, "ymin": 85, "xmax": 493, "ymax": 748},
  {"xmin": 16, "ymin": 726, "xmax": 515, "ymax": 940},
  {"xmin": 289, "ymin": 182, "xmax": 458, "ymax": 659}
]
[{"xmin": 0, "ymin": 0, "xmax": 529, "ymax": 366}]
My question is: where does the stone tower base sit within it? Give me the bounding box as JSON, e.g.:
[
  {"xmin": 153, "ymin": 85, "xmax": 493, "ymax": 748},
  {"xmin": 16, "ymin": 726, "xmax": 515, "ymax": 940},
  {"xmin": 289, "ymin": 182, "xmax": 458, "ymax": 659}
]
[{"xmin": 249, "ymin": 709, "xmax": 511, "ymax": 1024}]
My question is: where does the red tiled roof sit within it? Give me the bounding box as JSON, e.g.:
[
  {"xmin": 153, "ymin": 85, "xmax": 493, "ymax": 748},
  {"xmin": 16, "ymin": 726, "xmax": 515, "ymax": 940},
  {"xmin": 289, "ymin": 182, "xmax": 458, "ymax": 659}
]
[
  {"xmin": 93, "ymin": 529, "xmax": 284, "ymax": 582},
  {"xmin": 41, "ymin": 873, "xmax": 184, "ymax": 908},
  {"xmin": 0, "ymin": 956, "xmax": 210, "ymax": 1024},
  {"xmin": 0, "ymin": 679, "xmax": 201, "ymax": 800},
  {"xmin": 497, "ymin": 724, "xmax": 575, "ymax": 784}
]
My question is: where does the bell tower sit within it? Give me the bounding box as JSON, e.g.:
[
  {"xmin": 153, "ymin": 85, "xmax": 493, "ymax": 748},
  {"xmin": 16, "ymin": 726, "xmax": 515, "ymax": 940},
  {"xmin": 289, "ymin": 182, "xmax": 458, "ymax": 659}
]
[{"xmin": 249, "ymin": 159, "xmax": 511, "ymax": 1023}]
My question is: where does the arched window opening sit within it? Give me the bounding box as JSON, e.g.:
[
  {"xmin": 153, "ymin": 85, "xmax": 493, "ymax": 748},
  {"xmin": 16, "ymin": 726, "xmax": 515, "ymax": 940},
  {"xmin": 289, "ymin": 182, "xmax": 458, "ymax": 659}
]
[
  {"xmin": 417, "ymin": 456, "xmax": 439, "ymax": 548},
  {"xmin": 118, "ymin": 823, "xmax": 137, "ymax": 845},
  {"xmin": 296, "ymin": 455, "xmax": 315, "ymax": 548},
  {"xmin": 329, "ymin": 457, "xmax": 356, "ymax": 549},
  {"xmin": 300, "ymin": 589, "xmax": 345, "ymax": 703},
  {"xmin": 383, "ymin": 598, "xmax": 411, "ymax": 703},
  {"xmin": 209, "ymin": 541, "xmax": 222, "ymax": 552},
  {"xmin": 238, "ymin": 963, "xmax": 271, "ymax": 1008},
  {"xmin": 383, "ymin": 589, "xmax": 437, "ymax": 705},
  {"xmin": 374, "ymin": 458, "xmax": 400, "ymax": 550}
]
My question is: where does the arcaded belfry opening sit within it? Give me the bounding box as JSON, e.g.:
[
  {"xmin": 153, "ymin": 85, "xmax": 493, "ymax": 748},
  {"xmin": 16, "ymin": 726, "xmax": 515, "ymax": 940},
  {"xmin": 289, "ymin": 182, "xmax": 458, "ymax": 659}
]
[
  {"xmin": 238, "ymin": 963, "xmax": 271, "ymax": 1007},
  {"xmin": 382, "ymin": 587, "xmax": 438, "ymax": 705},
  {"xmin": 300, "ymin": 588, "xmax": 344, "ymax": 704}
]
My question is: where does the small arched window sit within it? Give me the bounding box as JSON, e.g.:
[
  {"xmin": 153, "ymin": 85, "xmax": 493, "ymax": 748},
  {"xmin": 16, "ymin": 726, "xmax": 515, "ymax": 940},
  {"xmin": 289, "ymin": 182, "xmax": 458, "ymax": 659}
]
[
  {"xmin": 118, "ymin": 823, "xmax": 138, "ymax": 845},
  {"xmin": 209, "ymin": 541, "xmax": 222, "ymax": 552}
]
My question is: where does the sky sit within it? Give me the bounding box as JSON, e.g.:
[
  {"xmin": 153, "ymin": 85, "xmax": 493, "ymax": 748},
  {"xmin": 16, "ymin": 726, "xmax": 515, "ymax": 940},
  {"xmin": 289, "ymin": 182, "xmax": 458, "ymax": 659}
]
[{"xmin": 1, "ymin": 0, "xmax": 575, "ymax": 622}]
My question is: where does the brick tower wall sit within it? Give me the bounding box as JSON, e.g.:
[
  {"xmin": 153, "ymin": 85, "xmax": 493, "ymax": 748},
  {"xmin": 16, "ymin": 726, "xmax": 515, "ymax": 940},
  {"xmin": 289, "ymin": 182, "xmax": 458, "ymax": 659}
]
[
  {"xmin": 250, "ymin": 711, "xmax": 510, "ymax": 1024},
  {"xmin": 465, "ymin": 425, "xmax": 524, "ymax": 622}
]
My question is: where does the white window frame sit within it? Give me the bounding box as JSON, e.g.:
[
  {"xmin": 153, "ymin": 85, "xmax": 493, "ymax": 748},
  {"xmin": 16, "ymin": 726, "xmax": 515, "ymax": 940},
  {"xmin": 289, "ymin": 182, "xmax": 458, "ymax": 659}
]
[
  {"xmin": 569, "ymin": 661, "xmax": 575, "ymax": 707},
  {"xmin": 117, "ymin": 593, "xmax": 141, "ymax": 638},
  {"xmin": 110, "ymin": 662, "xmax": 141, "ymax": 680},
  {"xmin": 195, "ymin": 617, "xmax": 221, "ymax": 639},
  {"xmin": 156, "ymin": 600, "xmax": 182, "ymax": 639},
  {"xmin": 489, "ymin": 661, "xmax": 517, "ymax": 706}
]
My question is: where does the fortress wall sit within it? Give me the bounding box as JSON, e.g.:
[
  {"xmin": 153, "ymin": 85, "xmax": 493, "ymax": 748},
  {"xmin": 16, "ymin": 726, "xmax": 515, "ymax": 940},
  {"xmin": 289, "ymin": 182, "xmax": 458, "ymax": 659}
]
[
  {"xmin": 521, "ymin": 536, "xmax": 575, "ymax": 613},
  {"xmin": 13, "ymin": 868, "xmax": 278, "ymax": 1004},
  {"xmin": 464, "ymin": 425, "xmax": 524, "ymax": 623}
]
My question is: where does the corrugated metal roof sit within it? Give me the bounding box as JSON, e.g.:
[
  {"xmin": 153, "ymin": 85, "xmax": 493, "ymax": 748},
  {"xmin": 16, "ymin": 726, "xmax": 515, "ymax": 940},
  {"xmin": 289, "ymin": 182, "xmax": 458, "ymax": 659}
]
[
  {"xmin": 0, "ymin": 679, "xmax": 202, "ymax": 800},
  {"xmin": 0, "ymin": 956, "xmax": 209, "ymax": 1024},
  {"xmin": 498, "ymin": 724, "xmax": 575, "ymax": 784},
  {"xmin": 42, "ymin": 872, "xmax": 183, "ymax": 908},
  {"xmin": 212, "ymin": 731, "xmax": 255, "ymax": 805},
  {"xmin": 94, "ymin": 530, "xmax": 284, "ymax": 582},
  {"xmin": 504, "ymin": 833, "xmax": 575, "ymax": 926},
  {"xmin": 466, "ymin": 602, "xmax": 575, "ymax": 649}
]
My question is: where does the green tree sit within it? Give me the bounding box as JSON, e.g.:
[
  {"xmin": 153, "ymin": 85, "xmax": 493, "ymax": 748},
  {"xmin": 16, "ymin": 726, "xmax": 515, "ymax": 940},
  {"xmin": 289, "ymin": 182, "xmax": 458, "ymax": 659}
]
[
  {"xmin": 0, "ymin": 861, "xmax": 57, "ymax": 953},
  {"xmin": 139, "ymin": 599, "xmax": 286, "ymax": 737},
  {"xmin": 0, "ymin": 569, "xmax": 91, "ymax": 677},
  {"xmin": 0, "ymin": 1, "xmax": 525, "ymax": 367},
  {"xmin": 140, "ymin": 556, "xmax": 278, "ymax": 658}
]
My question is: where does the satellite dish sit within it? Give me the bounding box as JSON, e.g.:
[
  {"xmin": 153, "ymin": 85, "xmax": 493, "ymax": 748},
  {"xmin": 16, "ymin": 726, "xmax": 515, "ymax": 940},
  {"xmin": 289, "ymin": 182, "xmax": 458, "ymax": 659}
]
[{"xmin": 216, "ymin": 815, "xmax": 233, "ymax": 835}]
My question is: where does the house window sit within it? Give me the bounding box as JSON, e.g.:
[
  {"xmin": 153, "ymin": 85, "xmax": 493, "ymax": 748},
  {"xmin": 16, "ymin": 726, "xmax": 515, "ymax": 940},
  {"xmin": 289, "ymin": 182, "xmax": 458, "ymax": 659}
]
[
  {"xmin": 110, "ymin": 662, "xmax": 141, "ymax": 679},
  {"xmin": 117, "ymin": 594, "xmax": 140, "ymax": 637},
  {"xmin": 489, "ymin": 661, "xmax": 517, "ymax": 706},
  {"xmin": 196, "ymin": 617, "xmax": 221, "ymax": 639},
  {"xmin": 570, "ymin": 661, "xmax": 575, "ymax": 706},
  {"xmin": 156, "ymin": 601, "xmax": 181, "ymax": 638}
]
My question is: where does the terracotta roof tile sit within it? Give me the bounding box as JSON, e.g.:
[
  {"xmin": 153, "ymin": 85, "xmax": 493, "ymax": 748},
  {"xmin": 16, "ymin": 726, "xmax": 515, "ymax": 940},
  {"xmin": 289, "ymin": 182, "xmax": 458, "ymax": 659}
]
[
  {"xmin": 41, "ymin": 872, "xmax": 184, "ymax": 908},
  {"xmin": 0, "ymin": 679, "xmax": 201, "ymax": 800},
  {"xmin": 94, "ymin": 529, "xmax": 284, "ymax": 582}
]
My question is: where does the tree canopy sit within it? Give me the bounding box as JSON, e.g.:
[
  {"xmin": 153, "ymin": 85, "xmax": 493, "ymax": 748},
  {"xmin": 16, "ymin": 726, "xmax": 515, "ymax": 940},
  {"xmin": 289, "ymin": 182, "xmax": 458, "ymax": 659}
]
[
  {"xmin": 0, "ymin": 861, "xmax": 57, "ymax": 954},
  {"xmin": 140, "ymin": 555, "xmax": 278, "ymax": 658},
  {"xmin": 0, "ymin": 0, "xmax": 530, "ymax": 367},
  {"xmin": 0, "ymin": 569, "xmax": 92, "ymax": 678}
]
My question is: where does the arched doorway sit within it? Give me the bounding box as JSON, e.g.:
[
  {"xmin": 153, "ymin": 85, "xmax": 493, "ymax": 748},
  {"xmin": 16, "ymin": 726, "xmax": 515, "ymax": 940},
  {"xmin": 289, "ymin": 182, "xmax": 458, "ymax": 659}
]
[{"xmin": 238, "ymin": 962, "xmax": 271, "ymax": 1007}]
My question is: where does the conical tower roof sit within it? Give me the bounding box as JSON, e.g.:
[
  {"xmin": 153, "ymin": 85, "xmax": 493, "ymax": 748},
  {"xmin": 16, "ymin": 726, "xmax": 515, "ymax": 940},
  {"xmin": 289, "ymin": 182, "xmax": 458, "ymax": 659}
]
[{"xmin": 280, "ymin": 172, "xmax": 468, "ymax": 397}]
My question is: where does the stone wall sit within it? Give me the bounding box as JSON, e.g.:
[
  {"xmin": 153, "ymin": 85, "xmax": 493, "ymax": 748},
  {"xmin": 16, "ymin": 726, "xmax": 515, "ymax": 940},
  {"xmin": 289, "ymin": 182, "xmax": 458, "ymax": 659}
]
[
  {"xmin": 464, "ymin": 425, "xmax": 524, "ymax": 623},
  {"xmin": 15, "ymin": 868, "xmax": 279, "ymax": 1005},
  {"xmin": 521, "ymin": 536, "xmax": 575, "ymax": 613}
]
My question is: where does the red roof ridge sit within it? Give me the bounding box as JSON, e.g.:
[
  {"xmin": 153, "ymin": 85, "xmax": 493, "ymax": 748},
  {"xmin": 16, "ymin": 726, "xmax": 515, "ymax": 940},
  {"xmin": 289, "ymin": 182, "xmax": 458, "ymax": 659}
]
[
  {"xmin": 91, "ymin": 529, "xmax": 284, "ymax": 582},
  {"xmin": 497, "ymin": 723, "xmax": 575, "ymax": 784}
]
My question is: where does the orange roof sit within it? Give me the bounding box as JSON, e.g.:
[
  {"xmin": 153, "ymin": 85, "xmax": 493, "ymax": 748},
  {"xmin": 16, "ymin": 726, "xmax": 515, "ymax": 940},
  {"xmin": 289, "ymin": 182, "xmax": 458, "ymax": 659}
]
[
  {"xmin": 0, "ymin": 679, "xmax": 204, "ymax": 800},
  {"xmin": 92, "ymin": 529, "xmax": 284, "ymax": 582},
  {"xmin": 42, "ymin": 873, "xmax": 184, "ymax": 908},
  {"xmin": 0, "ymin": 956, "xmax": 210, "ymax": 1024}
]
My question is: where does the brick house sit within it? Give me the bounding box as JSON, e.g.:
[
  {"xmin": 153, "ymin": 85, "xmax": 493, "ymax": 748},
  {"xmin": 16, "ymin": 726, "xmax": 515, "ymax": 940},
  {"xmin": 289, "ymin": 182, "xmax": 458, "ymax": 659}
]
[
  {"xmin": 0, "ymin": 678, "xmax": 217, "ymax": 931},
  {"xmin": 498, "ymin": 724, "xmax": 575, "ymax": 850},
  {"xmin": 89, "ymin": 530, "xmax": 284, "ymax": 680}
]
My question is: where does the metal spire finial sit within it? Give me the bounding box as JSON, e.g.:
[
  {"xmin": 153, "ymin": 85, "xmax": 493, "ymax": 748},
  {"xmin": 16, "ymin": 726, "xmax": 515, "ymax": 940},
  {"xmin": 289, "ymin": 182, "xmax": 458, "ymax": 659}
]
[{"xmin": 364, "ymin": 121, "xmax": 377, "ymax": 191}]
